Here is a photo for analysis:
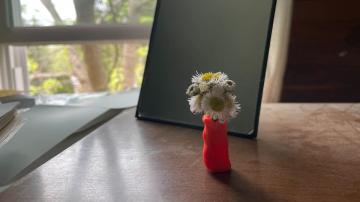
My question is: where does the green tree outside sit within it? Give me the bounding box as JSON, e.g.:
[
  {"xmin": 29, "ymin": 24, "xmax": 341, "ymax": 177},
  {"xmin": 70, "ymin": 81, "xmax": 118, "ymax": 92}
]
[{"xmin": 21, "ymin": 0, "xmax": 156, "ymax": 95}]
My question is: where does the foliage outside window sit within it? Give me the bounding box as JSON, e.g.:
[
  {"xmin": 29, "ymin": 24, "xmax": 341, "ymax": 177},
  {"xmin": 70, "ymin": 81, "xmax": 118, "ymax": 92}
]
[{"xmin": 16, "ymin": 0, "xmax": 156, "ymax": 95}]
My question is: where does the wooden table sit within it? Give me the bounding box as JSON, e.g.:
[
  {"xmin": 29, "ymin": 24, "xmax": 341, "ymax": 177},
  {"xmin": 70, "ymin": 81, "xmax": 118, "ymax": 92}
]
[{"xmin": 1, "ymin": 104, "xmax": 359, "ymax": 202}]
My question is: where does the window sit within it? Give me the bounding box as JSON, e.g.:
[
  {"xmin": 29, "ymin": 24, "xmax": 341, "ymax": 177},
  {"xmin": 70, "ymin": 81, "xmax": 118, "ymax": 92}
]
[{"xmin": 0, "ymin": 0, "xmax": 156, "ymax": 95}]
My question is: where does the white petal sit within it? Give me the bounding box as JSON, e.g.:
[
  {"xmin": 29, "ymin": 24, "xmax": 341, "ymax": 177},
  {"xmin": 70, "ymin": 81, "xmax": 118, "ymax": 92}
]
[{"xmin": 188, "ymin": 95, "xmax": 202, "ymax": 114}]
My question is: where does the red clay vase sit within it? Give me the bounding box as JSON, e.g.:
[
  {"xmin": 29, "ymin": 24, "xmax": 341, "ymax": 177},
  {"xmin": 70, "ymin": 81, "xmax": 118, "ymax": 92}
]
[{"xmin": 202, "ymin": 115, "xmax": 231, "ymax": 172}]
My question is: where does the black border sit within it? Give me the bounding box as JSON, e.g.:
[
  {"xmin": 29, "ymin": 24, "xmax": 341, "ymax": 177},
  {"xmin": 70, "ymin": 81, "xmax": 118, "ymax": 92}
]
[{"xmin": 136, "ymin": 0, "xmax": 278, "ymax": 139}]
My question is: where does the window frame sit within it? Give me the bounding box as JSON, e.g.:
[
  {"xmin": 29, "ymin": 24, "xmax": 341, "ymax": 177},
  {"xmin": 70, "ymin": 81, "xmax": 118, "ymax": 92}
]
[
  {"xmin": 0, "ymin": 0, "xmax": 152, "ymax": 44},
  {"xmin": 0, "ymin": 46, "xmax": 14, "ymax": 90}
]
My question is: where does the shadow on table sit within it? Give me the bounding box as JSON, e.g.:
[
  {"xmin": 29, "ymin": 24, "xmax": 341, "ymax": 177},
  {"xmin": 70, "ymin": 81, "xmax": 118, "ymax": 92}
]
[{"xmin": 210, "ymin": 170, "xmax": 276, "ymax": 202}]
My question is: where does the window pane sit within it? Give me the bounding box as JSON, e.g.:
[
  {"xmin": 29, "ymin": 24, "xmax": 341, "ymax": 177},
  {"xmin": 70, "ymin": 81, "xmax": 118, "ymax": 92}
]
[
  {"xmin": 16, "ymin": 0, "xmax": 156, "ymax": 27},
  {"xmin": 16, "ymin": 41, "xmax": 148, "ymax": 95}
]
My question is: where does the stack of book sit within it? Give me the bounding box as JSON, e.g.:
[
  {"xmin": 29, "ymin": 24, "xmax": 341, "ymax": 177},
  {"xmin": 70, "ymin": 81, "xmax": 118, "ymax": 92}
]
[
  {"xmin": 0, "ymin": 90, "xmax": 35, "ymax": 108},
  {"xmin": 0, "ymin": 102, "xmax": 19, "ymax": 145}
]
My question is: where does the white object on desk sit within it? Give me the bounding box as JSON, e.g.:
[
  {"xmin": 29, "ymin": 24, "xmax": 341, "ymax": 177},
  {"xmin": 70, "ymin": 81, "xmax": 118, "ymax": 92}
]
[{"xmin": 0, "ymin": 105, "xmax": 120, "ymax": 186}]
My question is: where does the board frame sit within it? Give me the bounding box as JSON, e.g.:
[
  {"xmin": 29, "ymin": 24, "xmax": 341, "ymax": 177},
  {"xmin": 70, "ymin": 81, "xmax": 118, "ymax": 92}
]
[{"xmin": 136, "ymin": 0, "xmax": 278, "ymax": 138}]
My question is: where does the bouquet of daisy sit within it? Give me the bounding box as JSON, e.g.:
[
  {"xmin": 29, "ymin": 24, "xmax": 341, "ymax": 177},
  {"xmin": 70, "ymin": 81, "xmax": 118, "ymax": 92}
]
[
  {"xmin": 186, "ymin": 72, "xmax": 240, "ymax": 123},
  {"xmin": 186, "ymin": 71, "xmax": 240, "ymax": 173}
]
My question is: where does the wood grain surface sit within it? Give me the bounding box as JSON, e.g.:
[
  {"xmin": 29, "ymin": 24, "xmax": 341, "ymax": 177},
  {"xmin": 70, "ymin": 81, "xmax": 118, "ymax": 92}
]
[{"xmin": 0, "ymin": 104, "xmax": 359, "ymax": 202}]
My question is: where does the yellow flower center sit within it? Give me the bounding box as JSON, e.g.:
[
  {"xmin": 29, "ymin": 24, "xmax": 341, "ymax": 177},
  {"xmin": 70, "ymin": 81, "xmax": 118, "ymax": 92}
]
[
  {"xmin": 201, "ymin": 72, "xmax": 214, "ymax": 81},
  {"xmin": 213, "ymin": 72, "xmax": 221, "ymax": 79},
  {"xmin": 209, "ymin": 96, "xmax": 225, "ymax": 112},
  {"xmin": 201, "ymin": 72, "xmax": 221, "ymax": 82}
]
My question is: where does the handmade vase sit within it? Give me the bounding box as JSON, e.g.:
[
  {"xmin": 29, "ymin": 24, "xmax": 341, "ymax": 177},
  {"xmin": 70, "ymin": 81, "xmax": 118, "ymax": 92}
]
[{"xmin": 202, "ymin": 115, "xmax": 231, "ymax": 172}]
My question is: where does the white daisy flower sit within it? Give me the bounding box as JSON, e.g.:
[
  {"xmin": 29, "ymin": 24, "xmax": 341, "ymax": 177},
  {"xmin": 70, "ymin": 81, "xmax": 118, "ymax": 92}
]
[
  {"xmin": 213, "ymin": 72, "xmax": 228, "ymax": 82},
  {"xmin": 199, "ymin": 82, "xmax": 210, "ymax": 94},
  {"xmin": 224, "ymin": 93, "xmax": 241, "ymax": 119},
  {"xmin": 186, "ymin": 71, "xmax": 240, "ymax": 122},
  {"xmin": 186, "ymin": 83, "xmax": 200, "ymax": 96},
  {"xmin": 210, "ymin": 82, "xmax": 226, "ymax": 95},
  {"xmin": 222, "ymin": 80, "xmax": 236, "ymax": 92},
  {"xmin": 201, "ymin": 92, "xmax": 229, "ymax": 122},
  {"xmin": 188, "ymin": 95, "xmax": 203, "ymax": 114}
]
